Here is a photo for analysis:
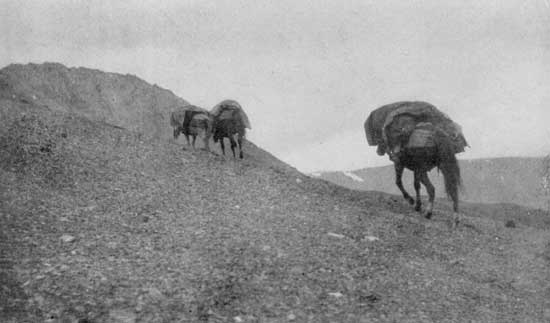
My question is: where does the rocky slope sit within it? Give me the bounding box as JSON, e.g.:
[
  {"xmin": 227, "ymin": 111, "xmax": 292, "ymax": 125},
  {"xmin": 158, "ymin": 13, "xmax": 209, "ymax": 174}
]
[
  {"xmin": 1, "ymin": 63, "xmax": 549, "ymax": 322},
  {"xmin": 315, "ymin": 157, "xmax": 550, "ymax": 211},
  {"xmin": 0, "ymin": 62, "xmax": 188, "ymax": 140}
]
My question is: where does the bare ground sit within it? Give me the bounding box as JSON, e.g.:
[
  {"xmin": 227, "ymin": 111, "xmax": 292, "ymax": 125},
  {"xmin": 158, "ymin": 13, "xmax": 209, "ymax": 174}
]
[{"xmin": 1, "ymin": 103, "xmax": 549, "ymax": 322}]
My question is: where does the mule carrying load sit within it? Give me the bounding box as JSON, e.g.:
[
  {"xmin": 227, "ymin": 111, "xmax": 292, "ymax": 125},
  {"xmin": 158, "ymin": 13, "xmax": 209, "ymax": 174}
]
[
  {"xmin": 365, "ymin": 101, "xmax": 468, "ymax": 224},
  {"xmin": 170, "ymin": 105, "xmax": 210, "ymax": 139},
  {"xmin": 364, "ymin": 101, "xmax": 468, "ymax": 160},
  {"xmin": 171, "ymin": 105, "xmax": 213, "ymax": 150},
  {"xmin": 210, "ymin": 100, "xmax": 251, "ymax": 159}
]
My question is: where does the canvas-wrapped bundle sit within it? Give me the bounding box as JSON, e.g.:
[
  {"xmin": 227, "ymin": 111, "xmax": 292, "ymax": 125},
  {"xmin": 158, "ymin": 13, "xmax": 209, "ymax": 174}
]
[
  {"xmin": 170, "ymin": 105, "xmax": 209, "ymax": 128},
  {"xmin": 210, "ymin": 99, "xmax": 252, "ymax": 129},
  {"xmin": 365, "ymin": 101, "xmax": 468, "ymax": 155},
  {"xmin": 382, "ymin": 102, "xmax": 467, "ymax": 153},
  {"xmin": 170, "ymin": 105, "xmax": 210, "ymax": 138},
  {"xmin": 406, "ymin": 122, "xmax": 436, "ymax": 148}
]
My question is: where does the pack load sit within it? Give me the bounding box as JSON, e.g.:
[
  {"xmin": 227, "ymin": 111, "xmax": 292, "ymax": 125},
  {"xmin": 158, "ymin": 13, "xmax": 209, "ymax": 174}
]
[
  {"xmin": 210, "ymin": 99, "xmax": 252, "ymax": 129},
  {"xmin": 170, "ymin": 105, "xmax": 210, "ymax": 138},
  {"xmin": 406, "ymin": 122, "xmax": 437, "ymax": 148},
  {"xmin": 182, "ymin": 108, "xmax": 211, "ymax": 135},
  {"xmin": 365, "ymin": 101, "xmax": 468, "ymax": 155}
]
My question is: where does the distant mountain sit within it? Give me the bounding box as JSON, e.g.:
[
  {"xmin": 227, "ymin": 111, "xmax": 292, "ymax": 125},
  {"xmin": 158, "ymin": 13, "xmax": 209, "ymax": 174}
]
[{"xmin": 313, "ymin": 157, "xmax": 550, "ymax": 210}]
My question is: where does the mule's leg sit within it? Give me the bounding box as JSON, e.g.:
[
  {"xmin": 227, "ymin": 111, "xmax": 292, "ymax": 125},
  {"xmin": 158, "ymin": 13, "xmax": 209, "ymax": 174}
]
[
  {"xmin": 203, "ymin": 131, "xmax": 211, "ymax": 152},
  {"xmin": 220, "ymin": 138, "xmax": 226, "ymax": 155},
  {"xmin": 192, "ymin": 135, "xmax": 197, "ymax": 149},
  {"xmin": 451, "ymin": 189, "xmax": 460, "ymax": 227},
  {"xmin": 419, "ymin": 172, "xmax": 435, "ymax": 219},
  {"xmin": 184, "ymin": 134, "xmax": 191, "ymax": 149},
  {"xmin": 395, "ymin": 164, "xmax": 414, "ymax": 205},
  {"xmin": 237, "ymin": 134, "xmax": 243, "ymax": 159},
  {"xmin": 229, "ymin": 136, "xmax": 237, "ymax": 158},
  {"xmin": 413, "ymin": 171, "xmax": 422, "ymax": 212},
  {"xmin": 173, "ymin": 128, "xmax": 179, "ymax": 139}
]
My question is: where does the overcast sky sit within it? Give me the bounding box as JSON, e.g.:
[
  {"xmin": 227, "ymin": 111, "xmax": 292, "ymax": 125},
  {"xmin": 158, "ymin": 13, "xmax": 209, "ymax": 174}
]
[{"xmin": 2, "ymin": 0, "xmax": 550, "ymax": 172}]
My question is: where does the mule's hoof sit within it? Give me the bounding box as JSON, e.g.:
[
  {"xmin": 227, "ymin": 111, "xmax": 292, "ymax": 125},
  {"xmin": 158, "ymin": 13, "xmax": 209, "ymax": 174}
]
[
  {"xmin": 424, "ymin": 212, "xmax": 432, "ymax": 219},
  {"xmin": 406, "ymin": 197, "xmax": 415, "ymax": 205},
  {"xmin": 414, "ymin": 204, "xmax": 422, "ymax": 212}
]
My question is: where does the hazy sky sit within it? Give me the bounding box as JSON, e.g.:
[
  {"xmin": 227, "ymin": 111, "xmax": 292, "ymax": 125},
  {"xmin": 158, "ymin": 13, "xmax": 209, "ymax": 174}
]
[{"xmin": 2, "ymin": 0, "xmax": 550, "ymax": 172}]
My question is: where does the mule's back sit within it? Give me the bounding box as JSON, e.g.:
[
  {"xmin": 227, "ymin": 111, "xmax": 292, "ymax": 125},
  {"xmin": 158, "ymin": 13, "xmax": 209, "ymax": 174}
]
[
  {"xmin": 218, "ymin": 108, "xmax": 238, "ymax": 121},
  {"xmin": 211, "ymin": 100, "xmax": 252, "ymax": 129}
]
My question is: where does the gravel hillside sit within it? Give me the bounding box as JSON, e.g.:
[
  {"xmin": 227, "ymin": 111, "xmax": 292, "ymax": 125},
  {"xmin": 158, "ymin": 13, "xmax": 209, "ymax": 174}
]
[
  {"xmin": 1, "ymin": 64, "xmax": 549, "ymax": 322},
  {"xmin": 0, "ymin": 62, "xmax": 188, "ymax": 140}
]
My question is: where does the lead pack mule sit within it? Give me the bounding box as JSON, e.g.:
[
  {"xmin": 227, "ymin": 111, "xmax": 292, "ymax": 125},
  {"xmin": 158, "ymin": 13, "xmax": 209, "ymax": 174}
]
[{"xmin": 365, "ymin": 101, "xmax": 468, "ymax": 225}]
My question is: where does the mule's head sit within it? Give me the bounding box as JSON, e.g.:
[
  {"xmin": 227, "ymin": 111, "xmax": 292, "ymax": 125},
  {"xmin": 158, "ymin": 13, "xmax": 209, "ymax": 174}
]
[
  {"xmin": 387, "ymin": 145, "xmax": 402, "ymax": 163},
  {"xmin": 376, "ymin": 142, "xmax": 386, "ymax": 156}
]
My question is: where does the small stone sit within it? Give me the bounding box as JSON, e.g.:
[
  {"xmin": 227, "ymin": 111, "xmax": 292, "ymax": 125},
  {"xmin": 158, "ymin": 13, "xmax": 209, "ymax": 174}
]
[
  {"xmin": 327, "ymin": 232, "xmax": 345, "ymax": 239},
  {"xmin": 287, "ymin": 313, "xmax": 296, "ymax": 320},
  {"xmin": 60, "ymin": 234, "xmax": 76, "ymax": 243},
  {"xmin": 83, "ymin": 205, "xmax": 97, "ymax": 212},
  {"xmin": 34, "ymin": 294, "xmax": 45, "ymax": 307},
  {"xmin": 74, "ymin": 305, "xmax": 85, "ymax": 313},
  {"xmin": 234, "ymin": 316, "xmax": 243, "ymax": 322},
  {"xmin": 146, "ymin": 287, "xmax": 164, "ymax": 301},
  {"xmin": 296, "ymin": 178, "xmax": 302, "ymax": 184},
  {"xmin": 328, "ymin": 292, "xmax": 344, "ymax": 298}
]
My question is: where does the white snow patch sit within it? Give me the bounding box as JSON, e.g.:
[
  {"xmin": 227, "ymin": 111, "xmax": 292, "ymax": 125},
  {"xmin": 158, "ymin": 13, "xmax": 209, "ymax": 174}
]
[
  {"xmin": 310, "ymin": 172, "xmax": 322, "ymax": 177},
  {"xmin": 343, "ymin": 171, "xmax": 364, "ymax": 182}
]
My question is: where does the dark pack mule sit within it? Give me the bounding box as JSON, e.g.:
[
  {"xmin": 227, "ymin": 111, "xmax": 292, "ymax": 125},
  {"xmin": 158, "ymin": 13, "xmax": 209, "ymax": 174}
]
[{"xmin": 212, "ymin": 108, "xmax": 246, "ymax": 159}]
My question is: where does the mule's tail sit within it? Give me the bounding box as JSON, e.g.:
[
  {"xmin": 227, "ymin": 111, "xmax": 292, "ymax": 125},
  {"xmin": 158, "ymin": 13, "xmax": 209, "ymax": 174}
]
[{"xmin": 436, "ymin": 130, "xmax": 462, "ymax": 212}]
